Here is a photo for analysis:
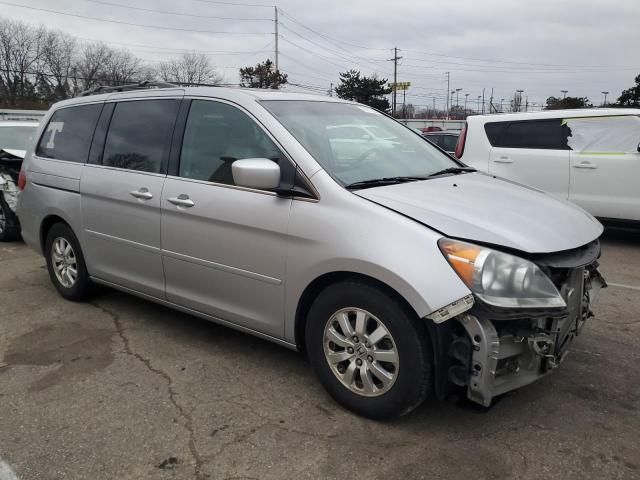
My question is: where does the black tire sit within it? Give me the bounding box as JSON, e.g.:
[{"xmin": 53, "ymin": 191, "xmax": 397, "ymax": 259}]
[
  {"xmin": 0, "ymin": 193, "xmax": 20, "ymax": 241},
  {"xmin": 44, "ymin": 223, "xmax": 92, "ymax": 301},
  {"xmin": 305, "ymin": 280, "xmax": 432, "ymax": 420}
]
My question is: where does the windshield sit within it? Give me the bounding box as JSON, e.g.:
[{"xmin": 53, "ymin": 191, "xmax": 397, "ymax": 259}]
[
  {"xmin": 262, "ymin": 101, "xmax": 458, "ymax": 186},
  {"xmin": 0, "ymin": 125, "xmax": 38, "ymax": 151}
]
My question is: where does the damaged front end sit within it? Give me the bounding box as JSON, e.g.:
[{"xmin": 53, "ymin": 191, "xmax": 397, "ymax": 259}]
[
  {"xmin": 430, "ymin": 239, "xmax": 606, "ymax": 407},
  {"xmin": 0, "ymin": 149, "xmax": 24, "ymax": 239}
]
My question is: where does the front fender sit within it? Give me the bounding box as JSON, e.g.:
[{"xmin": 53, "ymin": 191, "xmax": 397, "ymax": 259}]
[{"xmin": 283, "ymin": 183, "xmax": 471, "ymax": 343}]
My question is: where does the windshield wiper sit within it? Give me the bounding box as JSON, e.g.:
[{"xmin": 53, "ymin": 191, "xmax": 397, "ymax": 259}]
[
  {"xmin": 345, "ymin": 176, "xmax": 428, "ymax": 190},
  {"xmin": 428, "ymin": 166, "xmax": 476, "ymax": 177}
]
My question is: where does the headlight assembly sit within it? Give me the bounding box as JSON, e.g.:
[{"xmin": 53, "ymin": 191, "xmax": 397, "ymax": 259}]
[{"xmin": 438, "ymin": 238, "xmax": 566, "ymax": 308}]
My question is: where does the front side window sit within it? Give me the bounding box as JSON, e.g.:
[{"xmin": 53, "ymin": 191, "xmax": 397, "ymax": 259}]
[
  {"xmin": 102, "ymin": 99, "xmax": 179, "ymax": 173},
  {"xmin": 36, "ymin": 104, "xmax": 102, "ymax": 162},
  {"xmin": 179, "ymin": 100, "xmax": 282, "ymax": 185},
  {"xmin": 262, "ymin": 101, "xmax": 457, "ymax": 186}
]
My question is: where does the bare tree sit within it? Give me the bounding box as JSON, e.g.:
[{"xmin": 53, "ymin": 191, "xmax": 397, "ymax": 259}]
[
  {"xmin": 0, "ymin": 18, "xmax": 46, "ymax": 107},
  {"xmin": 74, "ymin": 41, "xmax": 113, "ymax": 92},
  {"xmin": 157, "ymin": 52, "xmax": 223, "ymax": 85},
  {"xmin": 41, "ymin": 30, "xmax": 76, "ymax": 101},
  {"xmin": 102, "ymin": 48, "xmax": 142, "ymax": 86}
]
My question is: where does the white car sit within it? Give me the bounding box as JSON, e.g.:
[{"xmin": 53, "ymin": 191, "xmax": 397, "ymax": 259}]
[{"xmin": 456, "ymin": 109, "xmax": 640, "ymax": 224}]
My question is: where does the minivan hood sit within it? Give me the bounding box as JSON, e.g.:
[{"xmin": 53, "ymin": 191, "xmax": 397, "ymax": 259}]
[{"xmin": 355, "ymin": 172, "xmax": 603, "ymax": 254}]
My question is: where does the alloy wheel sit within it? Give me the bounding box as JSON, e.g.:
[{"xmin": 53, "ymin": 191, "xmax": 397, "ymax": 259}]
[
  {"xmin": 323, "ymin": 307, "xmax": 399, "ymax": 397},
  {"xmin": 51, "ymin": 237, "xmax": 78, "ymax": 288}
]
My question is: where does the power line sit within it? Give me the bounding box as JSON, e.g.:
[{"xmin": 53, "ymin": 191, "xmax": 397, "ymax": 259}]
[
  {"xmin": 82, "ymin": 0, "xmax": 272, "ymax": 21},
  {"xmin": 193, "ymin": 0, "xmax": 274, "ymax": 7},
  {"xmin": 279, "ymin": 52, "xmax": 338, "ymax": 81},
  {"xmin": 277, "ymin": 9, "xmax": 389, "ymax": 52},
  {"xmin": 74, "ymin": 37, "xmax": 273, "ymax": 55},
  {"xmin": 401, "ymin": 48, "xmax": 637, "ymax": 70},
  {"xmin": 279, "ymin": 37, "xmax": 354, "ymax": 71},
  {"xmin": 0, "ymin": 1, "xmax": 270, "ymax": 35},
  {"xmin": 278, "ymin": 22, "xmax": 392, "ymax": 76}
]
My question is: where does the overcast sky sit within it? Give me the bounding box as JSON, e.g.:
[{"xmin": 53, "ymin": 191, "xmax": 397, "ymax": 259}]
[{"xmin": 1, "ymin": 0, "xmax": 638, "ymax": 111}]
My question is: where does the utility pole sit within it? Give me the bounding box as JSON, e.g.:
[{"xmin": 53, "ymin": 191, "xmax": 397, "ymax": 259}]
[
  {"xmin": 525, "ymin": 96, "xmax": 528, "ymax": 112},
  {"xmin": 515, "ymin": 89, "xmax": 524, "ymax": 112},
  {"xmin": 464, "ymin": 93, "xmax": 469, "ymax": 114},
  {"xmin": 482, "ymin": 88, "xmax": 485, "ymax": 114},
  {"xmin": 445, "ymin": 72, "xmax": 450, "ymax": 119},
  {"xmin": 477, "ymin": 95, "xmax": 481, "ymax": 113},
  {"xmin": 601, "ymin": 91, "xmax": 609, "ymax": 106},
  {"xmin": 328, "ymin": 82, "xmax": 333, "ymax": 96},
  {"xmin": 500, "ymin": 98, "xmax": 504, "ymax": 112},
  {"xmin": 561, "ymin": 89, "xmax": 568, "ymax": 99},
  {"xmin": 387, "ymin": 48, "xmax": 402, "ymax": 117},
  {"xmin": 432, "ymin": 96, "xmax": 436, "ymax": 115},
  {"xmin": 274, "ymin": 6, "xmax": 279, "ymax": 72}
]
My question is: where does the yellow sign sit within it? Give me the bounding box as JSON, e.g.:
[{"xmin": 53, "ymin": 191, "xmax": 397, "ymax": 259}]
[{"xmin": 389, "ymin": 82, "xmax": 411, "ymax": 91}]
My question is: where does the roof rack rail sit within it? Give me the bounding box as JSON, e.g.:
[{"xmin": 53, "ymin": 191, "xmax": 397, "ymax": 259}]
[{"xmin": 78, "ymin": 81, "xmax": 178, "ymax": 97}]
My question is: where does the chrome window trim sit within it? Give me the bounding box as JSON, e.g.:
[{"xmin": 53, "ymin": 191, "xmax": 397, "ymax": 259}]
[
  {"xmin": 83, "ymin": 162, "xmax": 168, "ymax": 179},
  {"xmin": 165, "ymin": 174, "xmax": 277, "ymax": 196}
]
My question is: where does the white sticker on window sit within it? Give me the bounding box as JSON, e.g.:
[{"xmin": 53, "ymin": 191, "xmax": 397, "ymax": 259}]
[
  {"xmin": 46, "ymin": 121, "xmax": 64, "ymax": 149},
  {"xmin": 565, "ymin": 115, "xmax": 640, "ymax": 153}
]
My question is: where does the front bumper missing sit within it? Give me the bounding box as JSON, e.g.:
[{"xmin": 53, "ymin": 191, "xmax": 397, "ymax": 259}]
[{"xmin": 454, "ymin": 267, "xmax": 606, "ymax": 407}]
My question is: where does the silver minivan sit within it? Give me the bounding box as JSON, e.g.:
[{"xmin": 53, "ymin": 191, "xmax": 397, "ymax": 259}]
[{"xmin": 17, "ymin": 84, "xmax": 606, "ymax": 419}]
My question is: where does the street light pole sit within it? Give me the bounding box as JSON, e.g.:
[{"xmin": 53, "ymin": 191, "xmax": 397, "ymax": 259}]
[
  {"xmin": 477, "ymin": 95, "xmax": 481, "ymax": 113},
  {"xmin": 500, "ymin": 98, "xmax": 504, "ymax": 112},
  {"xmin": 464, "ymin": 93, "xmax": 469, "ymax": 114},
  {"xmin": 450, "ymin": 90, "xmax": 455, "ymax": 118}
]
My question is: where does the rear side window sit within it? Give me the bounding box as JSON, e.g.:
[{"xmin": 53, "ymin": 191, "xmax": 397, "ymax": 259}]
[
  {"xmin": 36, "ymin": 104, "xmax": 102, "ymax": 162},
  {"xmin": 102, "ymin": 99, "xmax": 179, "ymax": 173},
  {"xmin": 484, "ymin": 123, "xmax": 505, "ymax": 146},
  {"xmin": 485, "ymin": 120, "xmax": 568, "ymax": 150}
]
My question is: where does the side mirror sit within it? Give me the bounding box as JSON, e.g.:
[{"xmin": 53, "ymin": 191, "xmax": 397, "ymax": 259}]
[{"xmin": 232, "ymin": 158, "xmax": 280, "ymax": 190}]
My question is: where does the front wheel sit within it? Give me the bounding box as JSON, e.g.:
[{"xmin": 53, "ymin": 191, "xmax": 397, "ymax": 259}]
[{"xmin": 306, "ymin": 280, "xmax": 432, "ymax": 419}]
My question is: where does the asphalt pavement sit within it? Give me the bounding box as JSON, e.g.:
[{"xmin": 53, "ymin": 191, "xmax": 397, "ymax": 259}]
[{"xmin": 0, "ymin": 229, "xmax": 639, "ymax": 480}]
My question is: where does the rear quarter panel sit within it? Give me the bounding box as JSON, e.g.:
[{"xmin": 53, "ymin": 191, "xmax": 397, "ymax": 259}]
[{"xmin": 460, "ymin": 117, "xmax": 492, "ymax": 171}]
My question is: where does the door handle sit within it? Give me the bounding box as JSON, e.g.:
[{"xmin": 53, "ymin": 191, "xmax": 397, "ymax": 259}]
[
  {"xmin": 130, "ymin": 188, "xmax": 153, "ymax": 200},
  {"xmin": 493, "ymin": 156, "xmax": 513, "ymax": 164},
  {"xmin": 168, "ymin": 194, "xmax": 195, "ymax": 208},
  {"xmin": 573, "ymin": 162, "xmax": 598, "ymax": 169}
]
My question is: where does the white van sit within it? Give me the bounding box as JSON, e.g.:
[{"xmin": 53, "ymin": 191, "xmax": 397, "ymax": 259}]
[{"xmin": 456, "ymin": 109, "xmax": 640, "ymax": 224}]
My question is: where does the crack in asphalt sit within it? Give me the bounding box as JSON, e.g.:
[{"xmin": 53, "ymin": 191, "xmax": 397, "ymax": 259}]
[{"xmin": 90, "ymin": 301, "xmax": 206, "ymax": 480}]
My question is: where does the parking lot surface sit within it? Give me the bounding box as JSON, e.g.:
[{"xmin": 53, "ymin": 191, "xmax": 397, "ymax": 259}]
[{"xmin": 0, "ymin": 230, "xmax": 639, "ymax": 480}]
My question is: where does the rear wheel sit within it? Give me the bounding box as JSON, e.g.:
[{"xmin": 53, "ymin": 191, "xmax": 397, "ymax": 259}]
[
  {"xmin": 0, "ymin": 193, "xmax": 20, "ymax": 241},
  {"xmin": 306, "ymin": 280, "xmax": 432, "ymax": 419},
  {"xmin": 45, "ymin": 223, "xmax": 92, "ymax": 301}
]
